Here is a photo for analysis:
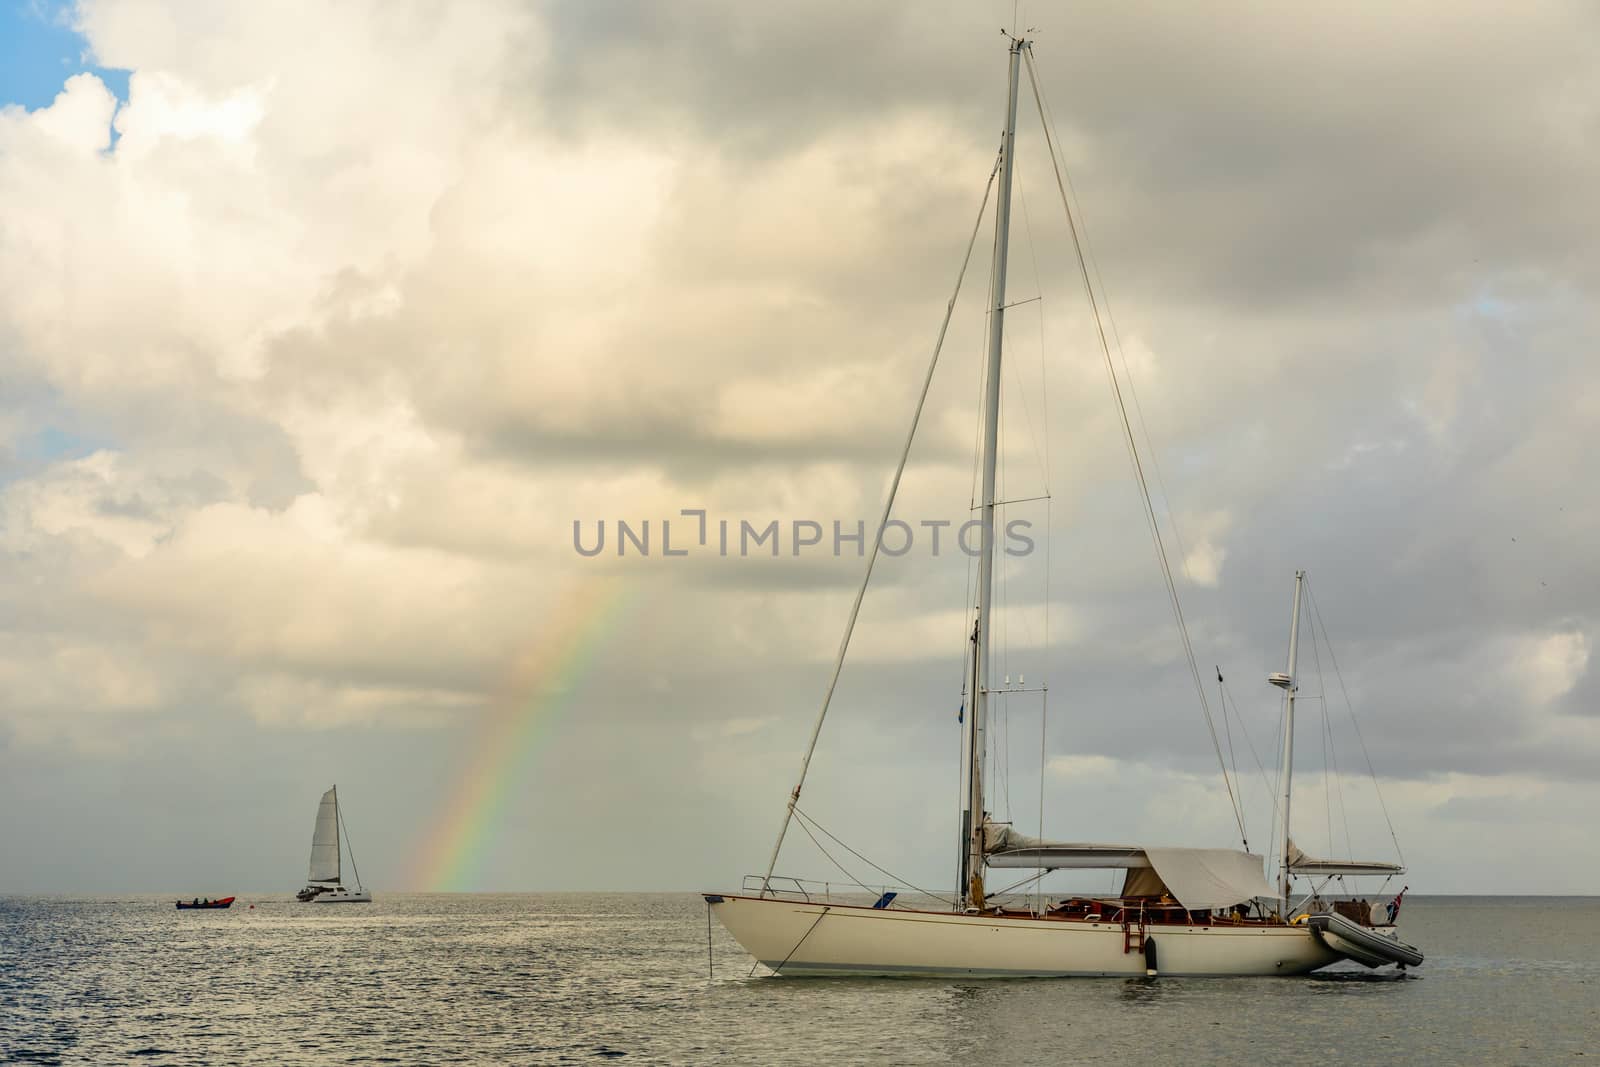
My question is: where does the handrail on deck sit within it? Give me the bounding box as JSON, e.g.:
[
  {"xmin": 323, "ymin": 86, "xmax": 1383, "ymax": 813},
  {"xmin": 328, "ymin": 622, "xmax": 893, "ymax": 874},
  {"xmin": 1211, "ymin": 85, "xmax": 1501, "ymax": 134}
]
[{"xmin": 740, "ymin": 874, "xmax": 907, "ymax": 905}]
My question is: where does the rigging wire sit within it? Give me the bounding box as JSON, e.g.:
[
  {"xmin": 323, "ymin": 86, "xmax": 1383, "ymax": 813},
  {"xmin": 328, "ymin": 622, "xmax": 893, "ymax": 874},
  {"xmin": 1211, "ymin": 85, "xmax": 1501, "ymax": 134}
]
[
  {"xmin": 791, "ymin": 815, "xmax": 875, "ymax": 899},
  {"xmin": 335, "ymin": 795, "xmax": 363, "ymax": 891},
  {"xmin": 1305, "ymin": 578, "xmax": 1406, "ymax": 866},
  {"xmin": 954, "ymin": 170, "xmax": 1001, "ymax": 889},
  {"xmin": 1022, "ymin": 44, "xmax": 1247, "ymax": 848},
  {"xmin": 989, "ymin": 869, "xmax": 1049, "ymax": 902},
  {"xmin": 1266, "ymin": 687, "xmax": 1287, "ymax": 877},
  {"xmin": 1002, "ymin": 170, "xmax": 1050, "ymax": 489},
  {"xmin": 956, "ymin": 618, "xmax": 981, "ymax": 898},
  {"xmin": 1307, "ymin": 616, "xmax": 1355, "ymax": 863},
  {"xmin": 1328, "ymin": 700, "xmax": 1354, "ymax": 862},
  {"xmin": 1310, "ymin": 629, "xmax": 1335, "ymax": 860},
  {"xmin": 993, "ymin": 379, "xmax": 1006, "ymax": 824},
  {"xmin": 1024, "ymin": 38, "xmax": 1200, "ymax": 587},
  {"xmin": 1035, "ymin": 691, "xmax": 1048, "ymax": 914},
  {"xmin": 1219, "ymin": 672, "xmax": 1278, "ymax": 804},
  {"xmin": 996, "ymin": 343, "xmax": 1019, "ymax": 828},
  {"xmin": 1013, "ymin": 164, "xmax": 1055, "ymax": 916},
  {"xmin": 1216, "ymin": 668, "xmax": 1247, "ymax": 845},
  {"xmin": 1028, "ymin": 178, "xmax": 1054, "ymax": 918},
  {"xmin": 794, "ymin": 807, "xmax": 958, "ymax": 908},
  {"xmin": 761, "ymin": 145, "xmax": 1005, "ymax": 894}
]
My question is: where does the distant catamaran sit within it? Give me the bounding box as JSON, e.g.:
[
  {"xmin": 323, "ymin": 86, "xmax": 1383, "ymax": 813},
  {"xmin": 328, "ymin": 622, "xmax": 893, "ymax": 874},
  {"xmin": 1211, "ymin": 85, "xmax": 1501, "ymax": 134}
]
[
  {"xmin": 297, "ymin": 785, "xmax": 372, "ymax": 904},
  {"xmin": 705, "ymin": 34, "xmax": 1421, "ymax": 977}
]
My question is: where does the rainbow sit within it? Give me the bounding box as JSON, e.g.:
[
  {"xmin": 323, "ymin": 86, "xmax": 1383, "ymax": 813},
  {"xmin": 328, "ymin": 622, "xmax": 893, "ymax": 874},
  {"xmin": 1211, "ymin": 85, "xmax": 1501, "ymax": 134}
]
[{"xmin": 413, "ymin": 575, "xmax": 629, "ymax": 891}]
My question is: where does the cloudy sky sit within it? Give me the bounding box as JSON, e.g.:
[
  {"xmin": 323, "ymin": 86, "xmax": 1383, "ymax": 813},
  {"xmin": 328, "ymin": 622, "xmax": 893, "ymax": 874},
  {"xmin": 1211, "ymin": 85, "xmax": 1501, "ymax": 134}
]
[{"xmin": 2, "ymin": 0, "xmax": 1596, "ymax": 896}]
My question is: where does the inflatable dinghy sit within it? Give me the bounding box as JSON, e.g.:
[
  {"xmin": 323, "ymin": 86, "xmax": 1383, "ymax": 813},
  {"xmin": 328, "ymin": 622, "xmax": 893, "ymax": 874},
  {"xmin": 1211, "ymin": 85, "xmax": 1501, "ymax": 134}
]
[{"xmin": 1308, "ymin": 911, "xmax": 1423, "ymax": 969}]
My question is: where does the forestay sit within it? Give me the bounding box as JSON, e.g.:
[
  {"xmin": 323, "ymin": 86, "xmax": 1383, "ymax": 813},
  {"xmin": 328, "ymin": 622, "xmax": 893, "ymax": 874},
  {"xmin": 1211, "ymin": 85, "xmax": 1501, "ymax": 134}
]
[{"xmin": 308, "ymin": 787, "xmax": 341, "ymax": 883}]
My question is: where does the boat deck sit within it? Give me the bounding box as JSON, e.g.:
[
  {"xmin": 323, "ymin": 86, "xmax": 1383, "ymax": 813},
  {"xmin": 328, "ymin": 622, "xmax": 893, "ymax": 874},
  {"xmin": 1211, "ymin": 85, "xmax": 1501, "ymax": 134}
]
[
  {"xmin": 1015, "ymin": 897, "xmax": 1263, "ymax": 925},
  {"xmin": 730, "ymin": 890, "xmax": 1396, "ymax": 934}
]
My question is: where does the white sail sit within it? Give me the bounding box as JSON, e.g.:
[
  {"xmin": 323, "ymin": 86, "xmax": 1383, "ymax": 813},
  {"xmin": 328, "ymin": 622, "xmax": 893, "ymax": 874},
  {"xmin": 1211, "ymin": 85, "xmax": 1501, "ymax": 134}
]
[{"xmin": 307, "ymin": 787, "xmax": 341, "ymax": 883}]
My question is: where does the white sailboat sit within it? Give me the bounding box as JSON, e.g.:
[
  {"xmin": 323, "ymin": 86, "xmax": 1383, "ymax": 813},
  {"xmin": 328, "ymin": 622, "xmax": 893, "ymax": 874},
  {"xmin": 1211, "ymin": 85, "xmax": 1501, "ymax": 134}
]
[
  {"xmin": 705, "ymin": 35, "xmax": 1420, "ymax": 978},
  {"xmin": 297, "ymin": 785, "xmax": 372, "ymax": 904}
]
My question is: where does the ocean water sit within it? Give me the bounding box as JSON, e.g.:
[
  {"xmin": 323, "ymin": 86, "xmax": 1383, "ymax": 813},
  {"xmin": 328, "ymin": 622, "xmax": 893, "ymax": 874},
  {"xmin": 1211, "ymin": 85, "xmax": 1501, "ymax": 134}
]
[{"xmin": 1, "ymin": 893, "xmax": 1595, "ymax": 1065}]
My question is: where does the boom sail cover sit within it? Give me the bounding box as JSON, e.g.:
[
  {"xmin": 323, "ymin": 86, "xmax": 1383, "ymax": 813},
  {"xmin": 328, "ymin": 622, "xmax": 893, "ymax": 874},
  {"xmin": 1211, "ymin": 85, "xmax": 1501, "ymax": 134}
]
[
  {"xmin": 1285, "ymin": 839, "xmax": 1404, "ymax": 877},
  {"xmin": 984, "ymin": 822, "xmax": 1274, "ymax": 910},
  {"xmin": 308, "ymin": 787, "xmax": 341, "ymax": 883}
]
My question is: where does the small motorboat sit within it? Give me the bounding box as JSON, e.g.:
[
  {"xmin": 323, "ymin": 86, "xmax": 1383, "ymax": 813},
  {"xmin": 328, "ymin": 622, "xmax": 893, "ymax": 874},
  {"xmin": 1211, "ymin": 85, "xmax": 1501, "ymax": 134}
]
[
  {"xmin": 175, "ymin": 896, "xmax": 236, "ymax": 910},
  {"xmin": 1308, "ymin": 911, "xmax": 1424, "ymax": 968}
]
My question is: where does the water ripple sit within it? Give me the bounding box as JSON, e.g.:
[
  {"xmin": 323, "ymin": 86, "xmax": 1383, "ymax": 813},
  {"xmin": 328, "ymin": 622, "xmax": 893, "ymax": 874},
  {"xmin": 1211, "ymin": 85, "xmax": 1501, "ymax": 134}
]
[{"xmin": 1, "ymin": 894, "xmax": 1595, "ymax": 1065}]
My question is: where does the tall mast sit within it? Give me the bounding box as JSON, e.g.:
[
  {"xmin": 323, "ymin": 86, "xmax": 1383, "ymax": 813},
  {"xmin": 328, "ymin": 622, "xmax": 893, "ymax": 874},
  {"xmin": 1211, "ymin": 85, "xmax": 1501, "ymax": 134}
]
[
  {"xmin": 962, "ymin": 34, "xmax": 1025, "ymax": 912},
  {"xmin": 1270, "ymin": 571, "xmax": 1305, "ymax": 908}
]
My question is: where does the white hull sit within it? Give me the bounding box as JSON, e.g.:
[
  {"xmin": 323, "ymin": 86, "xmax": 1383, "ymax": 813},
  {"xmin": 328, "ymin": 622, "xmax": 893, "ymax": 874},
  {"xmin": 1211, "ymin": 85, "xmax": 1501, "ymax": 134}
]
[
  {"xmin": 310, "ymin": 888, "xmax": 372, "ymax": 904},
  {"xmin": 709, "ymin": 895, "xmax": 1340, "ymax": 977}
]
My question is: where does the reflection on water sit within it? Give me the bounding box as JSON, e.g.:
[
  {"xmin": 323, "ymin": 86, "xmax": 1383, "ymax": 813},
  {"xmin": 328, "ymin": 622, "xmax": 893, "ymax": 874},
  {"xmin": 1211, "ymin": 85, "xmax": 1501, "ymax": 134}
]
[
  {"xmin": 1307, "ymin": 968, "xmax": 1414, "ymax": 983},
  {"xmin": 1116, "ymin": 975, "xmax": 1172, "ymax": 1005},
  {"xmin": 1, "ymin": 895, "xmax": 1595, "ymax": 1065}
]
